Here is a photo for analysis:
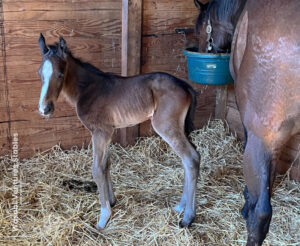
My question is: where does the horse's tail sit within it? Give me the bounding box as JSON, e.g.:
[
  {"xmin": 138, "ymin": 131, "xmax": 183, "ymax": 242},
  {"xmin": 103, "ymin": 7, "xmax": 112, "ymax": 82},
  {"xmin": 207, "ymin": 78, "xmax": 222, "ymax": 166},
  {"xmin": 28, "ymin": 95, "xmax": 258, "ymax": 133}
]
[{"xmin": 185, "ymin": 86, "xmax": 197, "ymax": 136}]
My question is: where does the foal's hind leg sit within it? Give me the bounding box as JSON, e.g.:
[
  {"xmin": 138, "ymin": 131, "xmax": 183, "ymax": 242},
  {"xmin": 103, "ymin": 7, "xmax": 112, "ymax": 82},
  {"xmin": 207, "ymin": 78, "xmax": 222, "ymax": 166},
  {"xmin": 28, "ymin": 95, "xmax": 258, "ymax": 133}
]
[
  {"xmin": 151, "ymin": 106, "xmax": 200, "ymax": 227},
  {"xmin": 105, "ymin": 157, "xmax": 116, "ymax": 207},
  {"xmin": 91, "ymin": 129, "xmax": 115, "ymax": 229}
]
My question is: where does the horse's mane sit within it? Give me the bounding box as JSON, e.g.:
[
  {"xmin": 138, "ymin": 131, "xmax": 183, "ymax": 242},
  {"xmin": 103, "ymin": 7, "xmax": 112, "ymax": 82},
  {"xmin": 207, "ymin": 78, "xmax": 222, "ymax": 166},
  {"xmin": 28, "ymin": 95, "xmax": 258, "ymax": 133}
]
[
  {"xmin": 47, "ymin": 43, "xmax": 107, "ymax": 77},
  {"xmin": 209, "ymin": 0, "xmax": 239, "ymax": 22},
  {"xmin": 196, "ymin": 0, "xmax": 246, "ymax": 31}
]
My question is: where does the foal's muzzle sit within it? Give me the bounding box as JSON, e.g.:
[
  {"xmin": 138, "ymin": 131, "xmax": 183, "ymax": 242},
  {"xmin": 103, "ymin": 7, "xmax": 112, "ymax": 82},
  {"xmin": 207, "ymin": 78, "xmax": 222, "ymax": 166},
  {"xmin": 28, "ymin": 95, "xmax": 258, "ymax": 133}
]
[{"xmin": 39, "ymin": 102, "xmax": 54, "ymax": 117}]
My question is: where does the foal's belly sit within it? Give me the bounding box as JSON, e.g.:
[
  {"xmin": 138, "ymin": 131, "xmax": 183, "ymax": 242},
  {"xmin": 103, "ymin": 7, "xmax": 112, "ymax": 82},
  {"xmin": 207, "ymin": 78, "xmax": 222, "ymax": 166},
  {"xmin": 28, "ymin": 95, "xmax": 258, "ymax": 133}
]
[{"xmin": 110, "ymin": 106, "xmax": 154, "ymax": 129}]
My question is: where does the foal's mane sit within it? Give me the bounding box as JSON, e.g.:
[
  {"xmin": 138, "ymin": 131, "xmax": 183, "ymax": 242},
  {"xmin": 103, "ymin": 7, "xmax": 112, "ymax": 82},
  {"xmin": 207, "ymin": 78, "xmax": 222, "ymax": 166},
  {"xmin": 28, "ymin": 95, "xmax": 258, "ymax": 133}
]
[
  {"xmin": 48, "ymin": 43, "xmax": 107, "ymax": 77},
  {"xmin": 47, "ymin": 43, "xmax": 117, "ymax": 91}
]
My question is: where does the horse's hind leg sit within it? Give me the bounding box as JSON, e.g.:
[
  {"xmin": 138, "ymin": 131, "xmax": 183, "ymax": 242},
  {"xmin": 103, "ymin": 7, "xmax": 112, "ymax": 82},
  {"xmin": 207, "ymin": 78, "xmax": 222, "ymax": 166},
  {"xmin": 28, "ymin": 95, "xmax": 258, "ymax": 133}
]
[
  {"xmin": 151, "ymin": 102, "xmax": 200, "ymax": 227},
  {"xmin": 242, "ymin": 131, "xmax": 276, "ymax": 246},
  {"xmin": 91, "ymin": 129, "xmax": 115, "ymax": 229}
]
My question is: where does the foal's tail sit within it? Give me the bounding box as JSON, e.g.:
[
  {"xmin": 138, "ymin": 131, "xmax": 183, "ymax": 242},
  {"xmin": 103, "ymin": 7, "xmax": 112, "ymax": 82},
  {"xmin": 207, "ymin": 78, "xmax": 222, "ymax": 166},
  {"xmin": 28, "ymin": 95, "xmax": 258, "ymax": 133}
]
[{"xmin": 185, "ymin": 86, "xmax": 197, "ymax": 136}]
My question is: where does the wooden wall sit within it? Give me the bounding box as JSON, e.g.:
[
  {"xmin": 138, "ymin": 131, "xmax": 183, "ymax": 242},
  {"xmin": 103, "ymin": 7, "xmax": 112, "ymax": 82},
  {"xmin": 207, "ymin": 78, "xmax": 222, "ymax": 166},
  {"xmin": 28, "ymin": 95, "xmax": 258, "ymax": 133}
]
[
  {"xmin": 0, "ymin": 0, "xmax": 217, "ymax": 158},
  {"xmin": 0, "ymin": 0, "xmax": 122, "ymax": 158}
]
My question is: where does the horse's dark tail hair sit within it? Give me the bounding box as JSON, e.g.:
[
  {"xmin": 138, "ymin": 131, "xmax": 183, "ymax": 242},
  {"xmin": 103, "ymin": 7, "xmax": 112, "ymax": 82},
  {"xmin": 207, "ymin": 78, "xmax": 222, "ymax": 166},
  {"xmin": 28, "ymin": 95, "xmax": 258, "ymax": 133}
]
[{"xmin": 185, "ymin": 86, "xmax": 197, "ymax": 136}]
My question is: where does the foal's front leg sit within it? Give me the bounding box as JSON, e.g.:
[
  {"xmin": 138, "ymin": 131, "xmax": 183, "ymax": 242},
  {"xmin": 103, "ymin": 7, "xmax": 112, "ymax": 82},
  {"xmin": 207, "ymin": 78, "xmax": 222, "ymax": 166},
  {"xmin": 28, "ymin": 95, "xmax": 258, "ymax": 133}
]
[{"xmin": 91, "ymin": 129, "xmax": 114, "ymax": 230}]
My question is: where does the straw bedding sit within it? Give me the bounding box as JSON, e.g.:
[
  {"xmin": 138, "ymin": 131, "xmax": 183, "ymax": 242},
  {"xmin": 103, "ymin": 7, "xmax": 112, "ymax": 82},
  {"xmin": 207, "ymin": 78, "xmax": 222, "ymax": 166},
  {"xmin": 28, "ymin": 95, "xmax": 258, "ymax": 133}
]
[{"xmin": 0, "ymin": 120, "xmax": 299, "ymax": 245}]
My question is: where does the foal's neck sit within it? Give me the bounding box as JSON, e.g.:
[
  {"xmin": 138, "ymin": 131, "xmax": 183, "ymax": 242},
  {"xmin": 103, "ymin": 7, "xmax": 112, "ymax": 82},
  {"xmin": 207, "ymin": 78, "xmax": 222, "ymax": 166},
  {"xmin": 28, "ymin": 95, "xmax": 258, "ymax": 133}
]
[{"xmin": 61, "ymin": 56, "xmax": 83, "ymax": 106}]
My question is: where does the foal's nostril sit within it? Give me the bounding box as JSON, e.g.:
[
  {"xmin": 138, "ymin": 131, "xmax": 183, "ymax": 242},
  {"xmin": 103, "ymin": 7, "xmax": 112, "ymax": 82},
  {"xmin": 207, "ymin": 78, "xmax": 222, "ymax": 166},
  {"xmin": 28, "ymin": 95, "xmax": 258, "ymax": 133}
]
[
  {"xmin": 44, "ymin": 104, "xmax": 51, "ymax": 114},
  {"xmin": 43, "ymin": 102, "xmax": 54, "ymax": 115}
]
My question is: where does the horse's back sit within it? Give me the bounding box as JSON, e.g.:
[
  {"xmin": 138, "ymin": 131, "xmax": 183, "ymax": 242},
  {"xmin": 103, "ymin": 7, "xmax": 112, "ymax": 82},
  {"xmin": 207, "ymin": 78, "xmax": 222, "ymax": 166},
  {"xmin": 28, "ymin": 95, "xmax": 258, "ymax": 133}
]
[{"xmin": 234, "ymin": 0, "xmax": 300, "ymax": 147}]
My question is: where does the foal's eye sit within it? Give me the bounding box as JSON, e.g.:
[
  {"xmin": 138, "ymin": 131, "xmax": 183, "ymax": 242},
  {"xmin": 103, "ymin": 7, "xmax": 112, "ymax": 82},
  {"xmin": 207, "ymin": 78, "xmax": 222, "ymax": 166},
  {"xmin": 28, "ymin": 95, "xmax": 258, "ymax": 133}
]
[{"xmin": 58, "ymin": 73, "xmax": 64, "ymax": 79}]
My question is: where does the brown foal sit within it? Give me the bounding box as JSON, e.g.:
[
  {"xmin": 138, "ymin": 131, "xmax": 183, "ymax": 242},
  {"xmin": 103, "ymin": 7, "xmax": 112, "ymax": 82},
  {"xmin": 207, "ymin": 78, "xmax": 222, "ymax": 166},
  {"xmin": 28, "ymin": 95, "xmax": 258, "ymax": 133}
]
[{"xmin": 37, "ymin": 34, "xmax": 200, "ymax": 229}]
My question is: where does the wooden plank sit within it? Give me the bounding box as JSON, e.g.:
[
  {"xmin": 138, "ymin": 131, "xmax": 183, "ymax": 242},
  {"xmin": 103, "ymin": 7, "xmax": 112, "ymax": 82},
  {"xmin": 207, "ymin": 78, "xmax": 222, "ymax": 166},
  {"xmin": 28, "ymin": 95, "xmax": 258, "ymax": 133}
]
[
  {"xmin": 225, "ymin": 84, "xmax": 244, "ymax": 138},
  {"xmin": 141, "ymin": 34, "xmax": 188, "ymax": 80},
  {"xmin": 143, "ymin": 0, "xmax": 198, "ymax": 35},
  {"xmin": 120, "ymin": 0, "xmax": 142, "ymax": 146},
  {"xmin": 3, "ymin": 0, "xmax": 120, "ymax": 4},
  {"xmin": 143, "ymin": 0, "xmax": 199, "ymax": 11},
  {"xmin": 3, "ymin": 1, "xmax": 121, "ymax": 12},
  {"xmin": 226, "ymin": 105, "xmax": 244, "ymax": 138},
  {"xmin": 215, "ymin": 85, "xmax": 228, "ymax": 120},
  {"xmin": 10, "ymin": 117, "xmax": 91, "ymax": 158},
  {"xmin": 4, "ymin": 46, "xmax": 121, "ymax": 78},
  {"xmin": 4, "ymin": 18, "xmax": 121, "ymax": 38},
  {"xmin": 5, "ymin": 36, "xmax": 121, "ymax": 57},
  {"xmin": 193, "ymin": 84, "xmax": 217, "ymax": 128},
  {"xmin": 0, "ymin": 123, "xmax": 10, "ymax": 155},
  {"xmin": 0, "ymin": 1, "xmax": 11, "ymax": 149},
  {"xmin": 143, "ymin": 14, "xmax": 197, "ymax": 36},
  {"xmin": 3, "ymin": 9, "xmax": 121, "ymax": 22}
]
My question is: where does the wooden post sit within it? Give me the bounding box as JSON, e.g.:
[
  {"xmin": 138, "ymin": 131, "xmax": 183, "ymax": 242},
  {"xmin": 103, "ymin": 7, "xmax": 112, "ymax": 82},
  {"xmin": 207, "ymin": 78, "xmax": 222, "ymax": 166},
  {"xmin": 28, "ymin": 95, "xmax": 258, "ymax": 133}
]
[
  {"xmin": 120, "ymin": 0, "xmax": 142, "ymax": 146},
  {"xmin": 215, "ymin": 85, "xmax": 228, "ymax": 120}
]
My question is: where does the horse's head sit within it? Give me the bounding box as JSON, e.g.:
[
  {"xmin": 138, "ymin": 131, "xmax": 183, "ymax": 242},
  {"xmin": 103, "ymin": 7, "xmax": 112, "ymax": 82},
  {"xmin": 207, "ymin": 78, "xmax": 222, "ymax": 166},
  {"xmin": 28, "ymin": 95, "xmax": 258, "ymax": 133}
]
[
  {"xmin": 37, "ymin": 34, "xmax": 68, "ymax": 118},
  {"xmin": 194, "ymin": 0, "xmax": 210, "ymax": 52},
  {"xmin": 194, "ymin": 0, "xmax": 241, "ymax": 53}
]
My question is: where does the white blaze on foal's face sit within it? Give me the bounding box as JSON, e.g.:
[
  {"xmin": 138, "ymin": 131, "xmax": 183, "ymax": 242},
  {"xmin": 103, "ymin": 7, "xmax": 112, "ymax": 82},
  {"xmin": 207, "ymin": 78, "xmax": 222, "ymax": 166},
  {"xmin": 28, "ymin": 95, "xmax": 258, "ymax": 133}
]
[{"xmin": 39, "ymin": 59, "xmax": 53, "ymax": 114}]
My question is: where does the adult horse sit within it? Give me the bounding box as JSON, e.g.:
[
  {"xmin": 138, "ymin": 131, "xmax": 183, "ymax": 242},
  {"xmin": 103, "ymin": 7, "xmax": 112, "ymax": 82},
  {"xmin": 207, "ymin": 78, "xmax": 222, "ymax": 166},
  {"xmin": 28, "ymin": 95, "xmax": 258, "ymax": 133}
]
[
  {"xmin": 195, "ymin": 0, "xmax": 300, "ymax": 245},
  {"xmin": 37, "ymin": 34, "xmax": 200, "ymax": 229}
]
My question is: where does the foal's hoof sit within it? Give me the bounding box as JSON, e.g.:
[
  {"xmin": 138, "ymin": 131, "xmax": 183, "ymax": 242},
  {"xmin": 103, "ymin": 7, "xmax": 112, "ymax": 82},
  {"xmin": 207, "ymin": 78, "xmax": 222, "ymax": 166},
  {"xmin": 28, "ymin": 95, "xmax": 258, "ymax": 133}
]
[
  {"xmin": 179, "ymin": 220, "xmax": 191, "ymax": 228},
  {"xmin": 179, "ymin": 215, "xmax": 195, "ymax": 228},
  {"xmin": 96, "ymin": 214, "xmax": 111, "ymax": 230},
  {"xmin": 96, "ymin": 223, "xmax": 105, "ymax": 231},
  {"xmin": 110, "ymin": 199, "xmax": 117, "ymax": 208},
  {"xmin": 96, "ymin": 221, "xmax": 107, "ymax": 231}
]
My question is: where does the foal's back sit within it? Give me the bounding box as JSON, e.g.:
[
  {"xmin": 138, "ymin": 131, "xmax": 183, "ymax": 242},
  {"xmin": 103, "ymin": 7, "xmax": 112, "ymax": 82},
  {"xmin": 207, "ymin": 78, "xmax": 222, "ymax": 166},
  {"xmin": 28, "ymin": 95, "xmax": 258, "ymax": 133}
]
[{"xmin": 76, "ymin": 72, "xmax": 193, "ymax": 131}]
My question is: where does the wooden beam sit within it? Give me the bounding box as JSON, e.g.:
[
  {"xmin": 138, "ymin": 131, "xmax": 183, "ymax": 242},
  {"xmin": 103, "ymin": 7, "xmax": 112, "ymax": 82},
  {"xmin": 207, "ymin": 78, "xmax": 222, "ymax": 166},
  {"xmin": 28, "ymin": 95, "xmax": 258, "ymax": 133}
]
[
  {"xmin": 120, "ymin": 0, "xmax": 142, "ymax": 146},
  {"xmin": 215, "ymin": 85, "xmax": 228, "ymax": 120}
]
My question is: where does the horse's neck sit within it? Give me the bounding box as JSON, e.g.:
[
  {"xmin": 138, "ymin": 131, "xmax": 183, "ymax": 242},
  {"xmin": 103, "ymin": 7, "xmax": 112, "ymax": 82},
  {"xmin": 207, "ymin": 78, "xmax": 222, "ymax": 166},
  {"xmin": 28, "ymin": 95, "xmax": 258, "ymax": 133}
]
[
  {"xmin": 233, "ymin": 0, "xmax": 247, "ymax": 28},
  {"xmin": 62, "ymin": 56, "xmax": 82, "ymax": 106}
]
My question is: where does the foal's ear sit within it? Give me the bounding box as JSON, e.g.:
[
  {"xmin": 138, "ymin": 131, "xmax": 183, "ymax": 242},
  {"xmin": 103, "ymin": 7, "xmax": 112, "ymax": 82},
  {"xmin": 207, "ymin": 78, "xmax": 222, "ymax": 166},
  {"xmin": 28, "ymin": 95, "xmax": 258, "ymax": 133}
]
[
  {"xmin": 59, "ymin": 36, "xmax": 68, "ymax": 56},
  {"xmin": 194, "ymin": 0, "xmax": 205, "ymax": 10},
  {"xmin": 38, "ymin": 33, "xmax": 48, "ymax": 55},
  {"xmin": 59, "ymin": 36, "xmax": 67, "ymax": 50}
]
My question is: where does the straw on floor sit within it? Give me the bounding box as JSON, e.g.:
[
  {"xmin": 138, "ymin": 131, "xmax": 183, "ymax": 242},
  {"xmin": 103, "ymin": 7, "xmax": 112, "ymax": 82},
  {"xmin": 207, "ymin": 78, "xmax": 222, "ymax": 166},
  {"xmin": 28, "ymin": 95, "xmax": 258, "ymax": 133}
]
[{"xmin": 0, "ymin": 120, "xmax": 299, "ymax": 245}]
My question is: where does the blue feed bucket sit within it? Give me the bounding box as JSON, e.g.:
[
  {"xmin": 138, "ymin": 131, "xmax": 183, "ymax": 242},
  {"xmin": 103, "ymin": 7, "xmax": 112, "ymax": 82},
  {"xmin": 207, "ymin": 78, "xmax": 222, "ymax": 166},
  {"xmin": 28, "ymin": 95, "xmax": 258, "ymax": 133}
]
[{"xmin": 183, "ymin": 48, "xmax": 234, "ymax": 85}]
